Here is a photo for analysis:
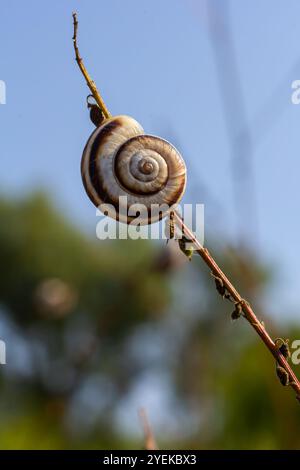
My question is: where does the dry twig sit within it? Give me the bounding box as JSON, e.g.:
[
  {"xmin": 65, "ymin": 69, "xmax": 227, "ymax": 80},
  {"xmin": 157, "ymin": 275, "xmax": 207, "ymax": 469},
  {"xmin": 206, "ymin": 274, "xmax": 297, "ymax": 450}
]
[
  {"xmin": 138, "ymin": 408, "xmax": 158, "ymax": 450},
  {"xmin": 72, "ymin": 12, "xmax": 300, "ymax": 404},
  {"xmin": 173, "ymin": 211, "xmax": 300, "ymax": 401},
  {"xmin": 72, "ymin": 12, "xmax": 111, "ymax": 119}
]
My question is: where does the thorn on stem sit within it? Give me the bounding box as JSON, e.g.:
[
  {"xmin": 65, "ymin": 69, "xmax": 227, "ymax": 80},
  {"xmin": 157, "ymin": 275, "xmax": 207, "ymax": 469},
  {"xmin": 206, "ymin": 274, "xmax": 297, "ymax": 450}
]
[
  {"xmin": 87, "ymin": 95, "xmax": 105, "ymax": 127},
  {"xmin": 178, "ymin": 236, "xmax": 193, "ymax": 261},
  {"xmin": 165, "ymin": 211, "xmax": 175, "ymax": 244},
  {"xmin": 275, "ymin": 338, "xmax": 291, "ymax": 360},
  {"xmin": 276, "ymin": 363, "xmax": 290, "ymax": 386},
  {"xmin": 211, "ymin": 273, "xmax": 231, "ymax": 300},
  {"xmin": 231, "ymin": 301, "xmax": 244, "ymax": 321}
]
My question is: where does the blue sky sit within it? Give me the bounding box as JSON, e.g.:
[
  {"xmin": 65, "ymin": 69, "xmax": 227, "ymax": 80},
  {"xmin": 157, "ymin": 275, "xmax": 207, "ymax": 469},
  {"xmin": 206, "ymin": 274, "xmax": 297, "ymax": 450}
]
[{"xmin": 1, "ymin": 0, "xmax": 300, "ymax": 320}]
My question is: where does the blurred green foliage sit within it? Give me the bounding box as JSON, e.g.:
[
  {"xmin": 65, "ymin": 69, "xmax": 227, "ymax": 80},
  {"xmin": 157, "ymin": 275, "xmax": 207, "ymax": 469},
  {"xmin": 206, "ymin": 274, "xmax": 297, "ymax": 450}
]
[{"xmin": 0, "ymin": 192, "xmax": 299, "ymax": 449}]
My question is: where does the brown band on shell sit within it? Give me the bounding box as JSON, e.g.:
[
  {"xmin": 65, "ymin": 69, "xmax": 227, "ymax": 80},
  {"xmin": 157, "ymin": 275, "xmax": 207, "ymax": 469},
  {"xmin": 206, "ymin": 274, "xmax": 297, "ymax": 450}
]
[
  {"xmin": 81, "ymin": 131, "xmax": 100, "ymax": 208},
  {"xmin": 88, "ymin": 119, "xmax": 123, "ymax": 207}
]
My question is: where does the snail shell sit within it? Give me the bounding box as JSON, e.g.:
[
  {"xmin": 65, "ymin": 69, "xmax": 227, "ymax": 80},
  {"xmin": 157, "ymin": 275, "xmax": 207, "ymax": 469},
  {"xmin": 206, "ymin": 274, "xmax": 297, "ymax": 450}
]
[{"xmin": 81, "ymin": 115, "xmax": 186, "ymax": 224}]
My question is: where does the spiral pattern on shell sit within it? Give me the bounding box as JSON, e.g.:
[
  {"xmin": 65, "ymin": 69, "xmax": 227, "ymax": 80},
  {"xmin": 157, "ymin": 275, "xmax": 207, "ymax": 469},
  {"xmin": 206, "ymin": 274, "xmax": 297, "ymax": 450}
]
[{"xmin": 81, "ymin": 115, "xmax": 187, "ymax": 224}]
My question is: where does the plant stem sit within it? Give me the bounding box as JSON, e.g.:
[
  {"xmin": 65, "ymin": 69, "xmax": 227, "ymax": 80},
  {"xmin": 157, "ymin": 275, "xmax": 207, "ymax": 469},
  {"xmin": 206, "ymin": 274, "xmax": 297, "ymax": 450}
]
[
  {"xmin": 72, "ymin": 12, "xmax": 300, "ymax": 403},
  {"xmin": 138, "ymin": 408, "xmax": 158, "ymax": 450},
  {"xmin": 72, "ymin": 12, "xmax": 111, "ymax": 119},
  {"xmin": 173, "ymin": 210, "xmax": 300, "ymax": 401}
]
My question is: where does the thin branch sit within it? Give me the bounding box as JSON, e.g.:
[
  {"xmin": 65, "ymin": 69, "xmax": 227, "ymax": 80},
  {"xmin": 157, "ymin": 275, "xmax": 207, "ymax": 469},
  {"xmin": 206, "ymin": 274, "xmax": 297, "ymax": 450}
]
[
  {"xmin": 173, "ymin": 211, "xmax": 300, "ymax": 401},
  {"xmin": 72, "ymin": 12, "xmax": 111, "ymax": 119},
  {"xmin": 72, "ymin": 12, "xmax": 300, "ymax": 403},
  {"xmin": 138, "ymin": 408, "xmax": 158, "ymax": 450}
]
